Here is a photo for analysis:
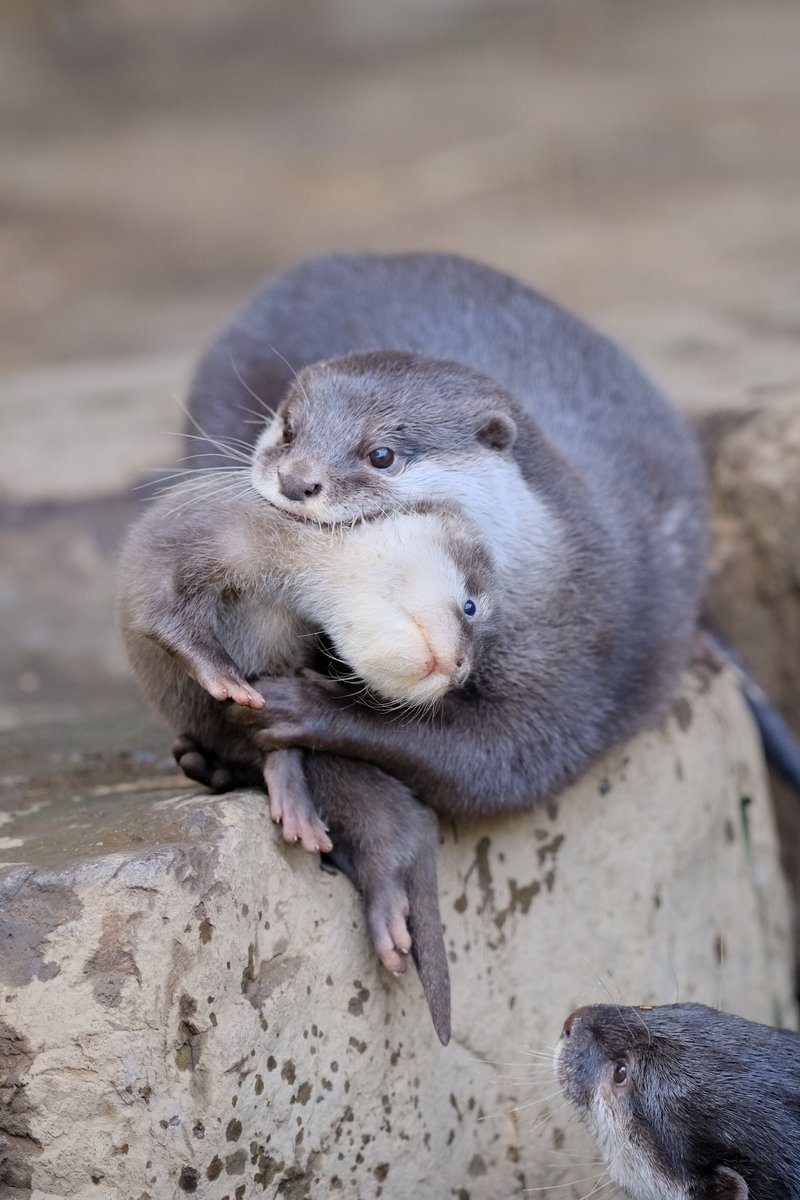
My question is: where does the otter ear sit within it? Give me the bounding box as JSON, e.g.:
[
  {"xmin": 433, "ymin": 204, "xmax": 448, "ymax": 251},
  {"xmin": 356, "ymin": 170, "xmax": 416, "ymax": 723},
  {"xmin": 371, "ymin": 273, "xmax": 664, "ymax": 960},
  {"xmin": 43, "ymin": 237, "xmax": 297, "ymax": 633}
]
[
  {"xmin": 710, "ymin": 1166, "xmax": 748, "ymax": 1199},
  {"xmin": 475, "ymin": 413, "xmax": 517, "ymax": 454}
]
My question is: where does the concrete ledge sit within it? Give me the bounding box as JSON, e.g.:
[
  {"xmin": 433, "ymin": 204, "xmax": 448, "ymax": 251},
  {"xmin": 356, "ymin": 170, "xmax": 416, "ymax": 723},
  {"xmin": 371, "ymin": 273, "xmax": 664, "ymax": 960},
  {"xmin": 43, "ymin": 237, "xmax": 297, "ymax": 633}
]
[{"xmin": 0, "ymin": 670, "xmax": 794, "ymax": 1199}]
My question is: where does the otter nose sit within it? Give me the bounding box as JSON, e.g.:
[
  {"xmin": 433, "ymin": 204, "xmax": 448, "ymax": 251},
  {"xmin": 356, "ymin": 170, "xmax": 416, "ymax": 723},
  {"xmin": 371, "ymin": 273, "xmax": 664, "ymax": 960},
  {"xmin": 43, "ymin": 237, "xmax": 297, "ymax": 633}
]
[
  {"xmin": 562, "ymin": 1007, "xmax": 590, "ymax": 1037},
  {"xmin": 278, "ymin": 468, "xmax": 322, "ymax": 502}
]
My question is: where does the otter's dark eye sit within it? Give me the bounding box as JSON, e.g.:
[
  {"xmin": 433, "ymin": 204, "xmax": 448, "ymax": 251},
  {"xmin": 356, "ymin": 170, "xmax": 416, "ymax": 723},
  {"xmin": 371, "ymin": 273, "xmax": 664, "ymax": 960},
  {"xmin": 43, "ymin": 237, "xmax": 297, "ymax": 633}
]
[
  {"xmin": 281, "ymin": 424, "xmax": 294, "ymax": 446},
  {"xmin": 612, "ymin": 1062, "xmax": 627, "ymax": 1085},
  {"xmin": 368, "ymin": 447, "xmax": 395, "ymax": 469},
  {"xmin": 463, "ymin": 599, "xmax": 477, "ymax": 618}
]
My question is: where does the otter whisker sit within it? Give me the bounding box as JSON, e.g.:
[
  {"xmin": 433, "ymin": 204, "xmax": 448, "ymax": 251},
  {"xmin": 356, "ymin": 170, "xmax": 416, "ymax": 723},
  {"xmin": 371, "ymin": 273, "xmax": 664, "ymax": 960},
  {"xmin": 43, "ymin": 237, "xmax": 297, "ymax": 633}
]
[
  {"xmin": 478, "ymin": 1086, "xmax": 567, "ymax": 1122},
  {"xmin": 139, "ymin": 465, "xmax": 248, "ymax": 493},
  {"xmin": 268, "ymin": 343, "xmax": 311, "ymax": 407},
  {"xmin": 229, "ymin": 354, "xmax": 273, "ymax": 416},
  {"xmin": 522, "ymin": 1173, "xmax": 618, "ymax": 1195},
  {"xmin": 155, "ymin": 477, "xmax": 254, "ymax": 520},
  {"xmin": 578, "ymin": 957, "xmax": 649, "ymax": 1045}
]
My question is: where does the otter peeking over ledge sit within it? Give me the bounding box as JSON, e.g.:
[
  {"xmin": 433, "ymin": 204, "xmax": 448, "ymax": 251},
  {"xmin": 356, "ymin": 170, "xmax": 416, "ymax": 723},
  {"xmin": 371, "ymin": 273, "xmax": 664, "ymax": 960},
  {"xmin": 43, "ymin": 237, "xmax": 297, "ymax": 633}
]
[
  {"xmin": 119, "ymin": 486, "xmax": 496, "ymax": 1043},
  {"xmin": 180, "ymin": 251, "xmax": 707, "ymax": 818},
  {"xmin": 556, "ymin": 1002, "xmax": 800, "ymax": 1199}
]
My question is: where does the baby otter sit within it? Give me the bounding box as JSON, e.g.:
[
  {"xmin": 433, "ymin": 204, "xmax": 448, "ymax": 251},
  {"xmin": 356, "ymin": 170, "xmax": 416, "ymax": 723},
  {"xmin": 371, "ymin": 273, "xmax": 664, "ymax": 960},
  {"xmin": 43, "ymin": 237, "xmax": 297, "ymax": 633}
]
[
  {"xmin": 182, "ymin": 252, "xmax": 706, "ymax": 820},
  {"xmin": 119, "ymin": 479, "xmax": 495, "ymax": 1042},
  {"xmin": 555, "ymin": 1001, "xmax": 800, "ymax": 1199},
  {"xmin": 119, "ymin": 477, "xmax": 494, "ymax": 833}
]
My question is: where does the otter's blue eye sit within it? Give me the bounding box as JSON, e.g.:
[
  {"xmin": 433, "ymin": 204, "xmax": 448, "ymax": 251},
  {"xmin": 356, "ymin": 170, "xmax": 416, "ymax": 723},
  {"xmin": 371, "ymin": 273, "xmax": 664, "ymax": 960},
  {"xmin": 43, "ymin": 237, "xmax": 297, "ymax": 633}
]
[{"xmin": 463, "ymin": 599, "xmax": 477, "ymax": 618}]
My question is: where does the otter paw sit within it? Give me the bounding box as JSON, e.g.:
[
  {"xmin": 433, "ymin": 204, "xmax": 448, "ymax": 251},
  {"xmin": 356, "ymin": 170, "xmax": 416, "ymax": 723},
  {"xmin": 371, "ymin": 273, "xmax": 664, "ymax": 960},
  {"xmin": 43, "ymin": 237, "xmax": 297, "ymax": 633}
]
[
  {"xmin": 365, "ymin": 878, "xmax": 413, "ymax": 976},
  {"xmin": 171, "ymin": 734, "xmax": 233, "ymax": 791},
  {"xmin": 270, "ymin": 790, "xmax": 333, "ymax": 854},
  {"xmin": 263, "ymin": 753, "xmax": 333, "ymax": 854}
]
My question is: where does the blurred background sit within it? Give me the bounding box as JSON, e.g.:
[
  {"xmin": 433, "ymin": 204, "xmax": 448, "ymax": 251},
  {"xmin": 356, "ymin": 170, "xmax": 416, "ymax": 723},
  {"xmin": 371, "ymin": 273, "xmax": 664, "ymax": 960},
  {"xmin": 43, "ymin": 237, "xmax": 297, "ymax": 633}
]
[{"xmin": 1, "ymin": 0, "xmax": 799, "ymax": 919}]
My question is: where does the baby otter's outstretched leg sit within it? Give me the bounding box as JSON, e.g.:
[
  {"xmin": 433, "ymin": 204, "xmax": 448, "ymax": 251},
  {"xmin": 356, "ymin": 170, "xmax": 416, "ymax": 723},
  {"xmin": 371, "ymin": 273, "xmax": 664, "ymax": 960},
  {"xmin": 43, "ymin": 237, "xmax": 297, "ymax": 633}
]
[{"xmin": 263, "ymin": 749, "xmax": 332, "ymax": 853}]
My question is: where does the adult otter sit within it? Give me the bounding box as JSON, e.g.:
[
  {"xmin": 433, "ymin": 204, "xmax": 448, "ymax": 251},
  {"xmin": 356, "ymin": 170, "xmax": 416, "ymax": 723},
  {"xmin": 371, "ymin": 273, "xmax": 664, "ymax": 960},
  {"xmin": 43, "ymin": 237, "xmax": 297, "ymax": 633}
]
[
  {"xmin": 119, "ymin": 482, "xmax": 496, "ymax": 1043},
  {"xmin": 555, "ymin": 1001, "xmax": 800, "ymax": 1199},
  {"xmin": 179, "ymin": 253, "xmax": 705, "ymax": 815}
]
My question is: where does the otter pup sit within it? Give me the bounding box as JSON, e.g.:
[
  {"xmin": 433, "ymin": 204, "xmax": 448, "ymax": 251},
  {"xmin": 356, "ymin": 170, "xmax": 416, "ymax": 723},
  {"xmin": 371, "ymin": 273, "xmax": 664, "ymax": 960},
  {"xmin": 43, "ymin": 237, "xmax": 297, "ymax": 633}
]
[
  {"xmin": 119, "ymin": 479, "xmax": 496, "ymax": 1043},
  {"xmin": 555, "ymin": 1001, "xmax": 800, "ymax": 1199},
  {"xmin": 179, "ymin": 252, "xmax": 706, "ymax": 819}
]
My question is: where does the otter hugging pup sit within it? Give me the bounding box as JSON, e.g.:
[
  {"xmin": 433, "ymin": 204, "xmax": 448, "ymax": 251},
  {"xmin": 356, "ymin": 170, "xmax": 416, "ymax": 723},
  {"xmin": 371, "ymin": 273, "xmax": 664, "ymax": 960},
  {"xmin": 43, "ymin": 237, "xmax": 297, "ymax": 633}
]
[{"xmin": 119, "ymin": 251, "xmax": 708, "ymax": 1044}]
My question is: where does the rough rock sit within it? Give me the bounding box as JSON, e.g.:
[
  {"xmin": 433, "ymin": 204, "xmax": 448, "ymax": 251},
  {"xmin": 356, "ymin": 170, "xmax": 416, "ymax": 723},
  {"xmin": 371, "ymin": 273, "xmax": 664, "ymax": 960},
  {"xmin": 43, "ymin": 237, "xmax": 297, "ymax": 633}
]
[
  {"xmin": 704, "ymin": 397, "xmax": 800, "ymax": 969},
  {"xmin": 704, "ymin": 398, "xmax": 800, "ymax": 729},
  {"xmin": 0, "ymin": 669, "xmax": 793, "ymax": 1199}
]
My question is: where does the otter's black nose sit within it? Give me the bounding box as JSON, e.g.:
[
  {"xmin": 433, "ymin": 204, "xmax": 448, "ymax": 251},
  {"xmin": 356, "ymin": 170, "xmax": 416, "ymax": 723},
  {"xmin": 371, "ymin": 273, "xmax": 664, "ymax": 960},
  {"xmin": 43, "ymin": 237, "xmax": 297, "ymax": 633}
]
[{"xmin": 278, "ymin": 469, "xmax": 323, "ymax": 502}]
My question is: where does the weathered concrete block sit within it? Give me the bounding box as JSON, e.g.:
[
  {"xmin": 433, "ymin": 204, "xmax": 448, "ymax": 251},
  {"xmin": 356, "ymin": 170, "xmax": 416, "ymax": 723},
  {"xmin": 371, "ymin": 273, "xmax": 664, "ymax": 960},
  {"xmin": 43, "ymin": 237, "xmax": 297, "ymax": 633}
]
[
  {"xmin": 0, "ymin": 670, "xmax": 793, "ymax": 1199},
  {"xmin": 705, "ymin": 397, "xmax": 800, "ymax": 721},
  {"xmin": 704, "ymin": 396, "xmax": 800, "ymax": 966}
]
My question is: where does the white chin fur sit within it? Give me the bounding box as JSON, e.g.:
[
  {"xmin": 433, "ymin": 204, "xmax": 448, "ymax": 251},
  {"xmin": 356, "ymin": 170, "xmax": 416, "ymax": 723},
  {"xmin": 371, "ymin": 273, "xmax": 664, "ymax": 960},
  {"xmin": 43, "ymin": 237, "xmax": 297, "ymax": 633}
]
[
  {"xmin": 337, "ymin": 635, "xmax": 454, "ymax": 705},
  {"xmin": 363, "ymin": 663, "xmax": 452, "ymax": 705}
]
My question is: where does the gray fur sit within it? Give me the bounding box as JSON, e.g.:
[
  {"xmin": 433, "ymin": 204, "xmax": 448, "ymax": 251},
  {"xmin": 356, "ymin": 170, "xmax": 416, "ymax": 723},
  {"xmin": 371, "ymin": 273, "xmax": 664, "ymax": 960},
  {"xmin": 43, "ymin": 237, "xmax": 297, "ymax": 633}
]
[
  {"xmin": 186, "ymin": 252, "xmax": 707, "ymax": 817},
  {"xmin": 556, "ymin": 1002, "xmax": 800, "ymax": 1199}
]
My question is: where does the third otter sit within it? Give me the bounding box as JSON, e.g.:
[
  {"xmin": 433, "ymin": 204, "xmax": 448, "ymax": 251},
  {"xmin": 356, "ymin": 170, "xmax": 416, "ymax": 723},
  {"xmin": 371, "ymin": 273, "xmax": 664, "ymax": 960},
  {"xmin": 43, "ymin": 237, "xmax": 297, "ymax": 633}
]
[
  {"xmin": 185, "ymin": 252, "xmax": 707, "ymax": 816},
  {"xmin": 556, "ymin": 1001, "xmax": 800, "ymax": 1199}
]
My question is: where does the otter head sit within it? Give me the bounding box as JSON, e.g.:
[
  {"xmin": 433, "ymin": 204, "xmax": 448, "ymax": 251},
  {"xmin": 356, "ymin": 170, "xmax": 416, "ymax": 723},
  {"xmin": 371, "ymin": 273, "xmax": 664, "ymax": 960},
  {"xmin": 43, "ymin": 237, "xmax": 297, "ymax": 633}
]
[
  {"xmin": 555, "ymin": 1003, "xmax": 760, "ymax": 1200},
  {"xmin": 250, "ymin": 351, "xmax": 518, "ymax": 525},
  {"xmin": 315, "ymin": 505, "xmax": 498, "ymax": 707}
]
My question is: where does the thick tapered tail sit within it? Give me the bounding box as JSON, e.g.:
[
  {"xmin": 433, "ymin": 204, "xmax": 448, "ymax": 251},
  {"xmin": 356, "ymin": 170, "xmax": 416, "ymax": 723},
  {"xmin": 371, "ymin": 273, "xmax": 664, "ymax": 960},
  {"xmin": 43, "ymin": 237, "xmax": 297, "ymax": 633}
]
[
  {"xmin": 740, "ymin": 679, "xmax": 800, "ymax": 792},
  {"xmin": 696, "ymin": 625, "xmax": 800, "ymax": 792},
  {"xmin": 406, "ymin": 828, "xmax": 452, "ymax": 1046}
]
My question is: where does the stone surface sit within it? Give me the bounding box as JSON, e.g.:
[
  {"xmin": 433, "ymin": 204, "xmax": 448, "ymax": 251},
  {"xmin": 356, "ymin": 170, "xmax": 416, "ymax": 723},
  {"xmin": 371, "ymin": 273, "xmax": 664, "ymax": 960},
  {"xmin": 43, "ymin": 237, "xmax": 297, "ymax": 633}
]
[
  {"xmin": 705, "ymin": 398, "xmax": 800, "ymax": 728},
  {"xmin": 704, "ymin": 396, "xmax": 800, "ymax": 971},
  {"xmin": 1, "ymin": 669, "xmax": 794, "ymax": 1198}
]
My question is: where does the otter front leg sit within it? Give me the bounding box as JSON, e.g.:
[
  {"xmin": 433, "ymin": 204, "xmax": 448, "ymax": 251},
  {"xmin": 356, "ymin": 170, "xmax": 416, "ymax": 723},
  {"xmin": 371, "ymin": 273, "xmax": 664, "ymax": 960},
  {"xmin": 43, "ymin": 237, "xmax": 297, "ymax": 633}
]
[
  {"xmin": 263, "ymin": 749, "xmax": 332, "ymax": 854},
  {"xmin": 229, "ymin": 673, "xmax": 548, "ymax": 818},
  {"xmin": 133, "ymin": 582, "xmax": 266, "ymax": 710},
  {"xmin": 161, "ymin": 623, "xmax": 265, "ymax": 710}
]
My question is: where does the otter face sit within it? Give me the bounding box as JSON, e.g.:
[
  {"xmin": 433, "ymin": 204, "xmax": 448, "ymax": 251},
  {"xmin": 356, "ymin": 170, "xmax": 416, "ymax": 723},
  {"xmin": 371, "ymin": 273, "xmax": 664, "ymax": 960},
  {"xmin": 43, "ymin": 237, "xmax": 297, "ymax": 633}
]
[
  {"xmin": 555, "ymin": 1004, "xmax": 762, "ymax": 1200},
  {"xmin": 315, "ymin": 508, "xmax": 497, "ymax": 707},
  {"xmin": 250, "ymin": 351, "xmax": 517, "ymax": 526}
]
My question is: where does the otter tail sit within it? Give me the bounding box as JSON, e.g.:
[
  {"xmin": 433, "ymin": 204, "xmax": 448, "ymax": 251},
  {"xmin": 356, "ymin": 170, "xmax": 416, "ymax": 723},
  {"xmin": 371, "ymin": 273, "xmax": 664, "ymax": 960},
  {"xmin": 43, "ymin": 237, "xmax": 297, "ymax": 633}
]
[
  {"xmin": 739, "ymin": 675, "xmax": 800, "ymax": 792},
  {"xmin": 406, "ymin": 831, "xmax": 452, "ymax": 1046},
  {"xmin": 696, "ymin": 626, "xmax": 800, "ymax": 792}
]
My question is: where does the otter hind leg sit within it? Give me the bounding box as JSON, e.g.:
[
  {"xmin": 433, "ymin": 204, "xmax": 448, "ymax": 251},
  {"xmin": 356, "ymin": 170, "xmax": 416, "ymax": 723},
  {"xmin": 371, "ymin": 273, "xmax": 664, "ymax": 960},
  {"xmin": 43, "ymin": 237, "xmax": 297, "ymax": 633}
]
[
  {"xmin": 309, "ymin": 756, "xmax": 451, "ymax": 1045},
  {"xmin": 263, "ymin": 748, "xmax": 333, "ymax": 854}
]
